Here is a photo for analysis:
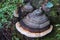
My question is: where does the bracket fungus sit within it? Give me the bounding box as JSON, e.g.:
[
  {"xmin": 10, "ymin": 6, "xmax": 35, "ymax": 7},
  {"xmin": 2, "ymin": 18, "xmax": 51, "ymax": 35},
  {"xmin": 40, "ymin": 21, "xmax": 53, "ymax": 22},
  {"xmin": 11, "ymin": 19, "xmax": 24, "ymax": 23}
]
[
  {"xmin": 15, "ymin": 7, "xmax": 53, "ymax": 37},
  {"xmin": 13, "ymin": 2, "xmax": 33, "ymax": 17},
  {"xmin": 13, "ymin": 0, "xmax": 53, "ymax": 17},
  {"xmin": 14, "ymin": 0, "xmax": 53, "ymax": 38}
]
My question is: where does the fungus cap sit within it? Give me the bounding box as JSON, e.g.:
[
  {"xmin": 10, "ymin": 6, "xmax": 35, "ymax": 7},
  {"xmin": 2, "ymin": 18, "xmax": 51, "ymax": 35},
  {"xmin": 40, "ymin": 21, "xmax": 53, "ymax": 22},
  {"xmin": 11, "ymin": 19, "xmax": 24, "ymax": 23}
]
[
  {"xmin": 15, "ymin": 8, "xmax": 53, "ymax": 37},
  {"xmin": 16, "ymin": 22, "xmax": 53, "ymax": 37}
]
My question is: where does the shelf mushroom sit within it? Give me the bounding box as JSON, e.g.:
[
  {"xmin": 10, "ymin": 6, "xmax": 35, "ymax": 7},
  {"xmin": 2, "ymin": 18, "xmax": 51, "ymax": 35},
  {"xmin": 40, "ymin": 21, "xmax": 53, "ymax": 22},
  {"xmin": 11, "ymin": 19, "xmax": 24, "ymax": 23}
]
[
  {"xmin": 13, "ymin": 2, "xmax": 33, "ymax": 17},
  {"xmin": 13, "ymin": 0, "xmax": 53, "ymax": 18},
  {"xmin": 15, "ymin": 7, "xmax": 53, "ymax": 38}
]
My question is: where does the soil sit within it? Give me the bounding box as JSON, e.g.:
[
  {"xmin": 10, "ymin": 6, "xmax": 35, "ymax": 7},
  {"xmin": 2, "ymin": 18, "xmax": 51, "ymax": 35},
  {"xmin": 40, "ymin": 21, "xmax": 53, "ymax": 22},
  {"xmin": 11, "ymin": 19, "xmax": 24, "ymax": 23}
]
[
  {"xmin": 0, "ymin": 28, "xmax": 12, "ymax": 40},
  {"xmin": 0, "ymin": 17, "xmax": 17, "ymax": 40}
]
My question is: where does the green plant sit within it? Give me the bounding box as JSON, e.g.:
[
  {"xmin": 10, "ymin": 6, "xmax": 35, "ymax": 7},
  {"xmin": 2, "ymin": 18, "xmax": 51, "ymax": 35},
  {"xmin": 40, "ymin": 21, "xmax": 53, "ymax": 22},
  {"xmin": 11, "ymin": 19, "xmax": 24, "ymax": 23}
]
[
  {"xmin": 51, "ymin": 0, "xmax": 59, "ymax": 5},
  {"xmin": 0, "ymin": 0, "xmax": 24, "ymax": 28}
]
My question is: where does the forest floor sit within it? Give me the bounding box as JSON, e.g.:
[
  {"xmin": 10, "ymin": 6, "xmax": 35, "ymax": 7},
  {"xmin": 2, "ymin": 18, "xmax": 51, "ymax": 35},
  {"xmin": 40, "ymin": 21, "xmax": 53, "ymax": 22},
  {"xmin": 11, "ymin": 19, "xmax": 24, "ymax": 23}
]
[{"xmin": 0, "ymin": 17, "xmax": 60, "ymax": 40}]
